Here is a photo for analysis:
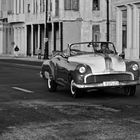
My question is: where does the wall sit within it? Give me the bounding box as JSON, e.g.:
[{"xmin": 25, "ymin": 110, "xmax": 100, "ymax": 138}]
[{"xmin": 63, "ymin": 21, "xmax": 81, "ymax": 50}]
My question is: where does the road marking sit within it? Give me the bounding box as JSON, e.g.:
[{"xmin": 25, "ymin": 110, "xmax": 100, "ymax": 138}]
[
  {"xmin": 92, "ymin": 105, "xmax": 120, "ymax": 112},
  {"xmin": 12, "ymin": 87, "xmax": 34, "ymax": 93},
  {"xmin": 125, "ymin": 119, "xmax": 140, "ymax": 124}
]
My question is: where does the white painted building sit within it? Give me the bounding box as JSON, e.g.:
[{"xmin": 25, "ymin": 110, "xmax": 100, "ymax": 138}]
[
  {"xmin": 48, "ymin": 0, "xmax": 112, "ymax": 54},
  {"xmin": 7, "ymin": 0, "xmax": 46, "ymax": 56},
  {"xmin": 112, "ymin": 0, "xmax": 140, "ymax": 59},
  {"xmin": 0, "ymin": 0, "xmax": 112, "ymax": 57},
  {"xmin": 0, "ymin": 0, "xmax": 13, "ymax": 55},
  {"xmin": 1, "ymin": 0, "xmax": 139, "ymax": 59}
]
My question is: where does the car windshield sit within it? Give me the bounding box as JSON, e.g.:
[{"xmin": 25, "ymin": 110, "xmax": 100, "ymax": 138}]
[{"xmin": 69, "ymin": 42, "xmax": 116, "ymax": 56}]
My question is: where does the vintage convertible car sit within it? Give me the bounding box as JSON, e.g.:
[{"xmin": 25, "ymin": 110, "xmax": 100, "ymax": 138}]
[{"xmin": 40, "ymin": 42, "xmax": 140, "ymax": 97}]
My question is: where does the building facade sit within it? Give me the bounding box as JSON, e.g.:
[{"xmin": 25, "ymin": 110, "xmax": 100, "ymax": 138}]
[
  {"xmin": 112, "ymin": 0, "xmax": 140, "ymax": 59},
  {"xmin": 46, "ymin": 0, "xmax": 112, "ymax": 56},
  {"xmin": 1, "ymin": 0, "xmax": 139, "ymax": 59},
  {"xmin": 7, "ymin": 0, "xmax": 46, "ymax": 56},
  {"xmin": 0, "ymin": 0, "xmax": 13, "ymax": 55},
  {"xmin": 0, "ymin": 0, "xmax": 112, "ymax": 57}
]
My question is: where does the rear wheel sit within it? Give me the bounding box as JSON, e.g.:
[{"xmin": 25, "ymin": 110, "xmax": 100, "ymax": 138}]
[
  {"xmin": 123, "ymin": 86, "xmax": 136, "ymax": 96},
  {"xmin": 70, "ymin": 80, "xmax": 81, "ymax": 98},
  {"xmin": 47, "ymin": 78, "xmax": 57, "ymax": 92}
]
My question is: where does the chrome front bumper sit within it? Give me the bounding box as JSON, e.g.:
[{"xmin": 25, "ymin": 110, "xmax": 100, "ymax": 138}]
[{"xmin": 73, "ymin": 80, "xmax": 140, "ymax": 89}]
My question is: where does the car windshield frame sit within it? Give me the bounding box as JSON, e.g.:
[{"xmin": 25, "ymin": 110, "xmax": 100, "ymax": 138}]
[{"xmin": 69, "ymin": 42, "xmax": 117, "ymax": 56}]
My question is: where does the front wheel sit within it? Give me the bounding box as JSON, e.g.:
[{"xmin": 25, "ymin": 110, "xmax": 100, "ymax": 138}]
[
  {"xmin": 70, "ymin": 80, "xmax": 81, "ymax": 98},
  {"xmin": 47, "ymin": 78, "xmax": 57, "ymax": 92},
  {"xmin": 123, "ymin": 86, "xmax": 136, "ymax": 96}
]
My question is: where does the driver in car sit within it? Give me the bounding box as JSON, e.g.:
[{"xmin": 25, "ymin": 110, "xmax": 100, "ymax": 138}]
[{"xmin": 99, "ymin": 43, "xmax": 113, "ymax": 54}]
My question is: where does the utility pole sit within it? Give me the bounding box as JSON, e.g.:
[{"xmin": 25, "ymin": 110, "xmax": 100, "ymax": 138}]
[
  {"xmin": 44, "ymin": 0, "xmax": 49, "ymax": 59},
  {"xmin": 106, "ymin": 0, "xmax": 109, "ymax": 42}
]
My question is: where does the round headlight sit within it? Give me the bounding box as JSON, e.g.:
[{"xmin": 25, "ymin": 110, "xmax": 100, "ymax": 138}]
[
  {"xmin": 132, "ymin": 64, "xmax": 139, "ymax": 71},
  {"xmin": 79, "ymin": 66, "xmax": 86, "ymax": 74}
]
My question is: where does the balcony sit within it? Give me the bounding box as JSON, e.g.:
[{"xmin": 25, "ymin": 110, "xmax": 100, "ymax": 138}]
[
  {"xmin": 25, "ymin": 13, "xmax": 45, "ymax": 24},
  {"xmin": 8, "ymin": 13, "xmax": 25, "ymax": 23}
]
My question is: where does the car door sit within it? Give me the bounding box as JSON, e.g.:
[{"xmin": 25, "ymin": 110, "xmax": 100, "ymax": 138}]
[{"xmin": 55, "ymin": 55, "xmax": 69, "ymax": 84}]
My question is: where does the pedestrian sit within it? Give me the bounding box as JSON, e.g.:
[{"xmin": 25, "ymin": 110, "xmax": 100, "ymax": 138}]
[{"xmin": 14, "ymin": 45, "xmax": 19, "ymax": 57}]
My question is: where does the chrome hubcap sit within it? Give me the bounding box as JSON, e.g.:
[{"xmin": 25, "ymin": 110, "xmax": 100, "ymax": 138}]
[
  {"xmin": 71, "ymin": 80, "xmax": 76, "ymax": 95},
  {"xmin": 48, "ymin": 78, "xmax": 51, "ymax": 89}
]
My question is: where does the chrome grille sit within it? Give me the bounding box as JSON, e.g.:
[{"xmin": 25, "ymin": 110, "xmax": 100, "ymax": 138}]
[{"xmin": 86, "ymin": 73, "xmax": 133, "ymax": 84}]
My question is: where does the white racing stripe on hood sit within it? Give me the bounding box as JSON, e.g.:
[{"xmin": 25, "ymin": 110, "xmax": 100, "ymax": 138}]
[{"xmin": 68, "ymin": 54, "xmax": 126, "ymax": 74}]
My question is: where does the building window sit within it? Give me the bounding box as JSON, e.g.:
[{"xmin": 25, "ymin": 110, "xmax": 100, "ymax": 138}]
[
  {"xmin": 16, "ymin": 0, "xmax": 18, "ymax": 14},
  {"xmin": 33, "ymin": 0, "xmax": 35, "ymax": 13},
  {"xmin": 33, "ymin": 0, "xmax": 38, "ymax": 13},
  {"xmin": 40, "ymin": 0, "xmax": 45, "ymax": 13},
  {"xmin": 19, "ymin": 0, "xmax": 21, "ymax": 13},
  {"xmin": 23, "ymin": 0, "xmax": 24, "ymax": 13},
  {"xmin": 92, "ymin": 25, "xmax": 100, "ymax": 41},
  {"xmin": 55, "ymin": 0, "xmax": 59, "ymax": 16},
  {"xmin": 50, "ymin": 1, "xmax": 52, "ymax": 11},
  {"xmin": 64, "ymin": 0, "xmax": 79, "ymax": 11},
  {"xmin": 27, "ymin": 4, "xmax": 30, "ymax": 13},
  {"xmin": 122, "ymin": 10, "xmax": 127, "ymax": 50},
  {"xmin": 93, "ymin": 0, "xmax": 100, "ymax": 10}
]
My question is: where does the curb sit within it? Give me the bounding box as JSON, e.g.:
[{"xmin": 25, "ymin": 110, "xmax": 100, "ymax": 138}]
[{"xmin": 0, "ymin": 56, "xmax": 44, "ymax": 66}]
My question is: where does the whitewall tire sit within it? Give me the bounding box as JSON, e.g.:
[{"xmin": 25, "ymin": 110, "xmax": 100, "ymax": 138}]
[{"xmin": 70, "ymin": 80, "xmax": 81, "ymax": 98}]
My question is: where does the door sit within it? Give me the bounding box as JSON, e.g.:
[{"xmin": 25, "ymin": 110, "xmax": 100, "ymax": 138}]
[
  {"xmin": 55, "ymin": 56, "xmax": 69, "ymax": 84},
  {"xmin": 92, "ymin": 25, "xmax": 100, "ymax": 41}
]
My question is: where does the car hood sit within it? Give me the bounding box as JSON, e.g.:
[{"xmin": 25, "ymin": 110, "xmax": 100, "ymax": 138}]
[{"xmin": 68, "ymin": 54, "xmax": 126, "ymax": 73}]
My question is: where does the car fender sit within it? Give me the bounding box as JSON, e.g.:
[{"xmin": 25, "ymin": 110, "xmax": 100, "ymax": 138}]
[
  {"xmin": 42, "ymin": 60, "xmax": 55, "ymax": 80},
  {"xmin": 125, "ymin": 60, "xmax": 140, "ymax": 80}
]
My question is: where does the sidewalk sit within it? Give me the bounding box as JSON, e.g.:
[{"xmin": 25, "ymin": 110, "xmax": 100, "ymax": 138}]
[
  {"xmin": 0, "ymin": 54, "xmax": 140, "ymax": 66},
  {"xmin": 0, "ymin": 54, "xmax": 44, "ymax": 61},
  {"xmin": 0, "ymin": 54, "xmax": 44, "ymax": 66}
]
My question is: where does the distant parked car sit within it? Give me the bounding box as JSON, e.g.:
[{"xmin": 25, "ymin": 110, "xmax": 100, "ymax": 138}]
[{"xmin": 40, "ymin": 41, "xmax": 140, "ymax": 98}]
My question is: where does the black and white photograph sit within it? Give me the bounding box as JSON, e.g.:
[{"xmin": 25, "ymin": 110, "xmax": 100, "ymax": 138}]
[{"xmin": 0, "ymin": 0, "xmax": 140, "ymax": 139}]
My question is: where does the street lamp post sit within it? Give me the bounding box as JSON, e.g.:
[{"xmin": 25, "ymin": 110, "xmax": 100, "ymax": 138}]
[
  {"xmin": 106, "ymin": 0, "xmax": 109, "ymax": 42},
  {"xmin": 44, "ymin": 0, "xmax": 49, "ymax": 59}
]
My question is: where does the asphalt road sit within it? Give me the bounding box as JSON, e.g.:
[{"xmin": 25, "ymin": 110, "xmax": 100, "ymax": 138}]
[{"xmin": 0, "ymin": 60, "xmax": 140, "ymax": 140}]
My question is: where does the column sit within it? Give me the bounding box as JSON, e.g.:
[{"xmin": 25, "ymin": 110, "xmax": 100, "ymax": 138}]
[
  {"xmin": 24, "ymin": 25, "xmax": 27, "ymax": 56},
  {"xmin": 116, "ymin": 7, "xmax": 122, "ymax": 54},
  {"xmin": 59, "ymin": 22, "xmax": 61, "ymax": 51},
  {"xmin": 13, "ymin": 27, "xmax": 16, "ymax": 54},
  {"xmin": 21, "ymin": 27, "xmax": 24, "ymax": 55},
  {"xmin": 16, "ymin": 28, "xmax": 19, "ymax": 46},
  {"xmin": 51, "ymin": 23, "xmax": 54, "ymax": 53},
  {"xmin": 20, "ymin": 27, "xmax": 24, "ymax": 55},
  {"xmin": 38, "ymin": 25, "xmax": 40, "ymax": 50},
  {"xmin": 126, "ymin": 5, "xmax": 132, "ymax": 59},
  {"xmin": 132, "ymin": 4, "xmax": 139, "ymax": 59},
  {"xmin": 0, "ymin": 23, "xmax": 3, "ymax": 54},
  {"xmin": 19, "ymin": 28, "xmax": 21, "ymax": 52},
  {"xmin": 31, "ymin": 25, "xmax": 34, "ymax": 56}
]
